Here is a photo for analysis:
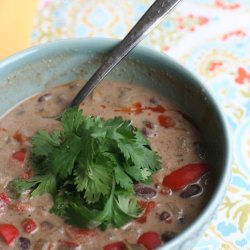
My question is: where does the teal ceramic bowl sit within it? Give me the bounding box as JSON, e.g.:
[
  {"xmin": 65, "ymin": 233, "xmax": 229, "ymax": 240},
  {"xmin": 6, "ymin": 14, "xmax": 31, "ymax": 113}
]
[{"xmin": 0, "ymin": 38, "xmax": 231, "ymax": 249}]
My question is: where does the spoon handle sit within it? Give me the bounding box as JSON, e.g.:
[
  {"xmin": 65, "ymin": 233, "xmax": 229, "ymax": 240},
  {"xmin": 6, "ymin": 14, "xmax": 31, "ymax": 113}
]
[{"xmin": 70, "ymin": 0, "xmax": 182, "ymax": 107}]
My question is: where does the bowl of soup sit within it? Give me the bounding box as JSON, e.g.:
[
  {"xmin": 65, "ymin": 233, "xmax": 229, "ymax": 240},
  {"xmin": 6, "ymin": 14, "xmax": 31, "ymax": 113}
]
[{"xmin": 0, "ymin": 38, "xmax": 231, "ymax": 250}]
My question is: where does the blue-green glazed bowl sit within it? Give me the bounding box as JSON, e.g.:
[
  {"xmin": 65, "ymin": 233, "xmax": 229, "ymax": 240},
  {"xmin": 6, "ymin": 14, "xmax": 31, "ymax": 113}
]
[{"xmin": 0, "ymin": 38, "xmax": 232, "ymax": 249}]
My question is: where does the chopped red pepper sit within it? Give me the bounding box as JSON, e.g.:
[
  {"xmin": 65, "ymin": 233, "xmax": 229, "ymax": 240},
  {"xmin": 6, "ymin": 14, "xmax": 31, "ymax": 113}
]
[
  {"xmin": 59, "ymin": 239, "xmax": 80, "ymax": 248},
  {"xmin": 103, "ymin": 241, "xmax": 126, "ymax": 250},
  {"xmin": 136, "ymin": 201, "xmax": 156, "ymax": 223},
  {"xmin": 115, "ymin": 102, "xmax": 166, "ymax": 115},
  {"xmin": 146, "ymin": 105, "xmax": 166, "ymax": 113},
  {"xmin": 158, "ymin": 115, "xmax": 175, "ymax": 128},
  {"xmin": 162, "ymin": 163, "xmax": 209, "ymax": 190},
  {"xmin": 22, "ymin": 218, "xmax": 37, "ymax": 233},
  {"xmin": 65, "ymin": 227, "xmax": 97, "ymax": 241},
  {"xmin": 137, "ymin": 232, "xmax": 162, "ymax": 250},
  {"xmin": 0, "ymin": 224, "xmax": 19, "ymax": 245},
  {"xmin": 12, "ymin": 149, "xmax": 26, "ymax": 162},
  {"xmin": 0, "ymin": 193, "xmax": 10, "ymax": 206},
  {"xmin": 13, "ymin": 131, "xmax": 27, "ymax": 144}
]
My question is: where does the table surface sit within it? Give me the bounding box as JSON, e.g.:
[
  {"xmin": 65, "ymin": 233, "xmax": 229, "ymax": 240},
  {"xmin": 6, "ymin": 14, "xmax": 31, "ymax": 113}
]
[{"xmin": 1, "ymin": 0, "xmax": 250, "ymax": 249}]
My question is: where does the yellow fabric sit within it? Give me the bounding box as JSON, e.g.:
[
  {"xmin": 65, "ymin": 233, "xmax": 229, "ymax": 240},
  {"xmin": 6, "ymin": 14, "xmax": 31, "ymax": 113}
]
[{"xmin": 0, "ymin": 0, "xmax": 38, "ymax": 60}]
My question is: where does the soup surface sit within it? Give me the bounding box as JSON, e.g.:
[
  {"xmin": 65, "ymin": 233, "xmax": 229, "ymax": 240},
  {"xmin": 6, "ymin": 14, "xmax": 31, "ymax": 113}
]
[{"xmin": 0, "ymin": 80, "xmax": 209, "ymax": 249}]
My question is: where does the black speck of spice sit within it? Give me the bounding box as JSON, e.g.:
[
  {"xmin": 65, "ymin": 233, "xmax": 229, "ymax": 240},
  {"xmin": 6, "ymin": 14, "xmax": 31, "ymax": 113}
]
[
  {"xmin": 178, "ymin": 216, "xmax": 185, "ymax": 224},
  {"xmin": 149, "ymin": 97, "xmax": 157, "ymax": 104},
  {"xmin": 194, "ymin": 142, "xmax": 206, "ymax": 160}
]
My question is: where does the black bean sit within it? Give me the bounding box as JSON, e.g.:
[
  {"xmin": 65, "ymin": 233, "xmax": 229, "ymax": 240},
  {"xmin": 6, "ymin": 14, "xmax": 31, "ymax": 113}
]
[
  {"xmin": 19, "ymin": 237, "xmax": 31, "ymax": 250},
  {"xmin": 161, "ymin": 231, "xmax": 177, "ymax": 243},
  {"xmin": 134, "ymin": 185, "xmax": 156, "ymax": 199},
  {"xmin": 180, "ymin": 184, "xmax": 202, "ymax": 199},
  {"xmin": 37, "ymin": 93, "xmax": 52, "ymax": 102},
  {"xmin": 159, "ymin": 211, "xmax": 171, "ymax": 222}
]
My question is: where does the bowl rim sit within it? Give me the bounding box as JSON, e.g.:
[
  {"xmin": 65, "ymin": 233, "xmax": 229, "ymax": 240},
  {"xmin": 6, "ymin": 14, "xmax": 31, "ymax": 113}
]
[{"xmin": 0, "ymin": 38, "xmax": 232, "ymax": 249}]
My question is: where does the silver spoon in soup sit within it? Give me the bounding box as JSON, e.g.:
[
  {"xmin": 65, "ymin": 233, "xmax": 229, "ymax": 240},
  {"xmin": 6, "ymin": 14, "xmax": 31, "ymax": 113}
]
[{"xmin": 70, "ymin": 0, "xmax": 183, "ymax": 108}]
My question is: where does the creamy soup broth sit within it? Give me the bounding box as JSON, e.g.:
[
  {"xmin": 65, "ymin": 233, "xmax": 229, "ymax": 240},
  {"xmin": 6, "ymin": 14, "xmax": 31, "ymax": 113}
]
[{"xmin": 0, "ymin": 80, "xmax": 209, "ymax": 249}]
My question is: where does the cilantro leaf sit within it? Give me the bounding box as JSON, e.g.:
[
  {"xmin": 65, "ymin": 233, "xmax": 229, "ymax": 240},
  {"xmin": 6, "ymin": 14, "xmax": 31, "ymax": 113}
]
[
  {"xmin": 61, "ymin": 107, "xmax": 85, "ymax": 135},
  {"xmin": 114, "ymin": 166, "xmax": 133, "ymax": 190},
  {"xmin": 50, "ymin": 134, "xmax": 82, "ymax": 178},
  {"xmin": 141, "ymin": 146, "xmax": 161, "ymax": 172},
  {"xmin": 31, "ymin": 130, "xmax": 61, "ymax": 156},
  {"xmin": 12, "ymin": 174, "xmax": 56, "ymax": 197},
  {"xmin": 114, "ymin": 194, "xmax": 139, "ymax": 226},
  {"xmin": 95, "ymin": 185, "xmax": 139, "ymax": 228},
  {"xmin": 65, "ymin": 202, "xmax": 100, "ymax": 228},
  {"xmin": 16, "ymin": 108, "xmax": 161, "ymax": 229},
  {"xmin": 74, "ymin": 163, "xmax": 112, "ymax": 203},
  {"xmin": 50, "ymin": 193, "xmax": 68, "ymax": 216},
  {"xmin": 124, "ymin": 165, "xmax": 150, "ymax": 181}
]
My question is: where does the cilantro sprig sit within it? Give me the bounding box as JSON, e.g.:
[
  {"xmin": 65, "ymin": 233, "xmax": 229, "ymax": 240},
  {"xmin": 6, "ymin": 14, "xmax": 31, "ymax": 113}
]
[{"xmin": 13, "ymin": 108, "xmax": 161, "ymax": 228}]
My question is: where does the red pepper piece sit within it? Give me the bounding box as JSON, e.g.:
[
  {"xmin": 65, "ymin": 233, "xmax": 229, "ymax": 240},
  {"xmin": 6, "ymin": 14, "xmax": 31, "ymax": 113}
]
[
  {"xmin": 59, "ymin": 239, "xmax": 80, "ymax": 248},
  {"xmin": 13, "ymin": 131, "xmax": 27, "ymax": 144},
  {"xmin": 22, "ymin": 218, "xmax": 37, "ymax": 233},
  {"xmin": 115, "ymin": 103, "xmax": 166, "ymax": 115},
  {"xmin": 132, "ymin": 102, "xmax": 143, "ymax": 114},
  {"xmin": 162, "ymin": 163, "xmax": 209, "ymax": 190},
  {"xmin": 136, "ymin": 201, "xmax": 156, "ymax": 223},
  {"xmin": 65, "ymin": 227, "xmax": 97, "ymax": 241},
  {"xmin": 146, "ymin": 105, "xmax": 166, "ymax": 113},
  {"xmin": 0, "ymin": 193, "xmax": 10, "ymax": 206},
  {"xmin": 158, "ymin": 115, "xmax": 175, "ymax": 128},
  {"xmin": 103, "ymin": 241, "xmax": 126, "ymax": 250},
  {"xmin": 137, "ymin": 232, "xmax": 162, "ymax": 250},
  {"xmin": 0, "ymin": 224, "xmax": 19, "ymax": 245},
  {"xmin": 12, "ymin": 149, "xmax": 26, "ymax": 162}
]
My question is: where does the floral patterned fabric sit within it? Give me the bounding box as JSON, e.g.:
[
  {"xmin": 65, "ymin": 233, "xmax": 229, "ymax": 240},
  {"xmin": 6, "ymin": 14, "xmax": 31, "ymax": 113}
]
[{"xmin": 31, "ymin": 0, "xmax": 250, "ymax": 249}]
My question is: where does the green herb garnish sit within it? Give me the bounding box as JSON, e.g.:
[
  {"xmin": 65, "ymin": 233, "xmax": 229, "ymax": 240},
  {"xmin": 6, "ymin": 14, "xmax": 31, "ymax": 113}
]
[{"xmin": 13, "ymin": 108, "xmax": 161, "ymax": 228}]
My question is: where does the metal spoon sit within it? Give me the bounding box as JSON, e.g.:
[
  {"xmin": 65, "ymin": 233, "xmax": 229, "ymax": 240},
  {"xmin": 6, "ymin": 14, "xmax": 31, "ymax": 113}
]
[{"xmin": 70, "ymin": 0, "xmax": 183, "ymax": 108}]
